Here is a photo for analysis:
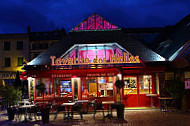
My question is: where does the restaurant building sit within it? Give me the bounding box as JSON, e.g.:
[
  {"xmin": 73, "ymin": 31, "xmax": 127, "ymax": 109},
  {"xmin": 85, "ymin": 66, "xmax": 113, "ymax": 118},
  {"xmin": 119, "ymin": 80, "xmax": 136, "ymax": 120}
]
[{"xmin": 23, "ymin": 13, "xmax": 167, "ymax": 107}]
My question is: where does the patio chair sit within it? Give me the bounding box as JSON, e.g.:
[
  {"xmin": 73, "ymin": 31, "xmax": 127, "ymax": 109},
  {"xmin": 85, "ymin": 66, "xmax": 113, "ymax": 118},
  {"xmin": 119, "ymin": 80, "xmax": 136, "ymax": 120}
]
[
  {"xmin": 15, "ymin": 107, "xmax": 25, "ymax": 122},
  {"xmin": 93, "ymin": 100, "xmax": 104, "ymax": 119},
  {"xmin": 110, "ymin": 103, "xmax": 117, "ymax": 117},
  {"xmin": 28, "ymin": 106, "xmax": 38, "ymax": 120},
  {"xmin": 54, "ymin": 105, "xmax": 66, "ymax": 120},
  {"xmin": 71, "ymin": 103, "xmax": 83, "ymax": 120}
]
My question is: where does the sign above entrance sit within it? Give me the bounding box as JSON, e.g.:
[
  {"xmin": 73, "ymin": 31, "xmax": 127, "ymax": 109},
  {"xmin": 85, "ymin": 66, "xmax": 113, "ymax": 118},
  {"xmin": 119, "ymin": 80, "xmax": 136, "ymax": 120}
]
[{"xmin": 50, "ymin": 52, "xmax": 140, "ymax": 66}]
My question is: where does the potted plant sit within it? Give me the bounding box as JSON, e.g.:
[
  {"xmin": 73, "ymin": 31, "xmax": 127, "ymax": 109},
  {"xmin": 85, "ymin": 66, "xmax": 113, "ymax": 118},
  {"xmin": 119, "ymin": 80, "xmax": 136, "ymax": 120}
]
[
  {"xmin": 0, "ymin": 84, "xmax": 22, "ymax": 121},
  {"xmin": 114, "ymin": 77, "xmax": 125, "ymax": 120},
  {"xmin": 168, "ymin": 77, "xmax": 185, "ymax": 109},
  {"xmin": 36, "ymin": 83, "xmax": 49, "ymax": 124}
]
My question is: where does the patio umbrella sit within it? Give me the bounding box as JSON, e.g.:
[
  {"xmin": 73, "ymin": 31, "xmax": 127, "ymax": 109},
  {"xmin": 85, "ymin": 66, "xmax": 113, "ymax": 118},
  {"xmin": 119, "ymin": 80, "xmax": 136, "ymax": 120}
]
[{"xmin": 14, "ymin": 71, "xmax": 21, "ymax": 89}]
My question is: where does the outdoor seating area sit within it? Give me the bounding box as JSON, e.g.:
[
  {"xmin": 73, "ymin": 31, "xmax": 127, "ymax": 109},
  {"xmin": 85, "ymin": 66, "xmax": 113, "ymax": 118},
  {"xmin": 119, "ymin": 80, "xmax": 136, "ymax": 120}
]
[{"xmin": 5, "ymin": 99, "xmax": 126, "ymax": 124}]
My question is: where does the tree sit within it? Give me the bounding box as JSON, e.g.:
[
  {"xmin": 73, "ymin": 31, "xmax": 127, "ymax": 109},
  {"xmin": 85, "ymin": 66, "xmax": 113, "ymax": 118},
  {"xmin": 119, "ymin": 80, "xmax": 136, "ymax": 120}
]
[
  {"xmin": 14, "ymin": 71, "xmax": 21, "ymax": 89},
  {"xmin": 115, "ymin": 79, "xmax": 124, "ymax": 102},
  {"xmin": 36, "ymin": 83, "xmax": 46, "ymax": 108},
  {"xmin": 0, "ymin": 85, "xmax": 22, "ymax": 107}
]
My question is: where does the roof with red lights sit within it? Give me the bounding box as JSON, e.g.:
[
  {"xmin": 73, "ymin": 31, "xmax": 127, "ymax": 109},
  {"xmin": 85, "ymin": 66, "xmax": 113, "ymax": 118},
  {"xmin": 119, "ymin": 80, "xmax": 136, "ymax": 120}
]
[{"xmin": 70, "ymin": 13, "xmax": 120, "ymax": 32}]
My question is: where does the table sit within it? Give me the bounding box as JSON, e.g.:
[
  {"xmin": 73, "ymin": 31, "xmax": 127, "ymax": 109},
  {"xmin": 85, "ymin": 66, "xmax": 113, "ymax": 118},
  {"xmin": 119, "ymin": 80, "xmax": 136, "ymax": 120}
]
[
  {"xmin": 61, "ymin": 93, "xmax": 68, "ymax": 97},
  {"xmin": 159, "ymin": 97, "xmax": 173, "ymax": 113},
  {"xmin": 18, "ymin": 105, "xmax": 35, "ymax": 122},
  {"xmin": 102, "ymin": 101, "xmax": 114, "ymax": 118},
  {"xmin": 76, "ymin": 100, "xmax": 89, "ymax": 114},
  {"xmin": 146, "ymin": 94, "xmax": 157, "ymax": 107},
  {"xmin": 61, "ymin": 102, "xmax": 75, "ymax": 120}
]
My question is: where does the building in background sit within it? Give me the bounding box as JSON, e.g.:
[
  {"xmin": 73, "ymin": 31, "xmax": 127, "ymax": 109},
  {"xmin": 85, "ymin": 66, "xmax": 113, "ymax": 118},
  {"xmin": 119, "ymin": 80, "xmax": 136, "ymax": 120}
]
[
  {"xmin": 27, "ymin": 27, "xmax": 66, "ymax": 60},
  {"xmin": 0, "ymin": 33, "xmax": 29, "ymax": 85},
  {"xmin": 0, "ymin": 27, "xmax": 66, "ymax": 85}
]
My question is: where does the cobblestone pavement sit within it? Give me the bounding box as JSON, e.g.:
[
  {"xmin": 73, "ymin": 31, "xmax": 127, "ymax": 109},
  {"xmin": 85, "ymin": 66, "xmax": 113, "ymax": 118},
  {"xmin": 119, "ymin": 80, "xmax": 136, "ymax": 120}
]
[{"xmin": 0, "ymin": 109, "xmax": 190, "ymax": 126}]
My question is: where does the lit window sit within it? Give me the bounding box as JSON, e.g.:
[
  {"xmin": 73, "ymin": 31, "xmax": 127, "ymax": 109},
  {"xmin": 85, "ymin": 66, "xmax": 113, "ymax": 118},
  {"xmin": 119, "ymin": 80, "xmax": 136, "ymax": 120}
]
[
  {"xmin": 139, "ymin": 75, "xmax": 152, "ymax": 94},
  {"xmin": 17, "ymin": 57, "xmax": 23, "ymax": 66},
  {"xmin": 82, "ymin": 77, "xmax": 113, "ymax": 98},
  {"xmin": 124, "ymin": 76, "xmax": 137, "ymax": 95}
]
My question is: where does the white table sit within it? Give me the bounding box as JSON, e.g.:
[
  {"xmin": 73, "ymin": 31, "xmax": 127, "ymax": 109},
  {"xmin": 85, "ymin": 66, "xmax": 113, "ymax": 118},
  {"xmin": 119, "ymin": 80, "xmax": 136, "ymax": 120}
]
[
  {"xmin": 61, "ymin": 103, "xmax": 76, "ymax": 119},
  {"xmin": 146, "ymin": 94, "xmax": 157, "ymax": 107},
  {"xmin": 102, "ymin": 101, "xmax": 115, "ymax": 118}
]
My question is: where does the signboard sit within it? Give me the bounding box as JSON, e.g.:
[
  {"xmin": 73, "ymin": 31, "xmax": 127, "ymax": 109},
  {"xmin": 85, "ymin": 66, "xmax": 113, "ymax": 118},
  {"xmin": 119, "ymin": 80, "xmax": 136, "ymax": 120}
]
[
  {"xmin": 185, "ymin": 79, "xmax": 190, "ymax": 89},
  {"xmin": 89, "ymin": 83, "xmax": 97, "ymax": 94},
  {"xmin": 165, "ymin": 72, "xmax": 174, "ymax": 80},
  {"xmin": 185, "ymin": 72, "xmax": 190, "ymax": 79},
  {"xmin": 50, "ymin": 52, "xmax": 140, "ymax": 66}
]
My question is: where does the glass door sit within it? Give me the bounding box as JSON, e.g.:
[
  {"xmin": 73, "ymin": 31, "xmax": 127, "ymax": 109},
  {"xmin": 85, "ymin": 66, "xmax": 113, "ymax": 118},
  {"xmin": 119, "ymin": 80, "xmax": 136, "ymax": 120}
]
[{"xmin": 123, "ymin": 76, "xmax": 138, "ymax": 107}]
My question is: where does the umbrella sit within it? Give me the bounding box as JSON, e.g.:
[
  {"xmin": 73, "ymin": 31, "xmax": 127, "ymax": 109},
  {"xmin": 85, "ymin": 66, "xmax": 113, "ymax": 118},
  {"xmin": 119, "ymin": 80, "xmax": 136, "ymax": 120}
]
[{"xmin": 14, "ymin": 71, "xmax": 21, "ymax": 89}]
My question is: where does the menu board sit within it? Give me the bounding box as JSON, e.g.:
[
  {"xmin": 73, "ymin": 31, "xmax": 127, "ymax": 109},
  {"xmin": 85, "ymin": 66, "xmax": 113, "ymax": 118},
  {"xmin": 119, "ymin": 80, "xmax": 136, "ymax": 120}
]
[
  {"xmin": 165, "ymin": 72, "xmax": 174, "ymax": 80},
  {"xmin": 89, "ymin": 83, "xmax": 97, "ymax": 93}
]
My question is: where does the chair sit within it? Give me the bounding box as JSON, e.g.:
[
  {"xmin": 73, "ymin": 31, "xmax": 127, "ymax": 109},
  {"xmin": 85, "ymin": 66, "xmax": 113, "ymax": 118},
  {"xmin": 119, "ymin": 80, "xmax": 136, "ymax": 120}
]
[
  {"xmin": 87, "ymin": 100, "xmax": 96, "ymax": 113},
  {"xmin": 93, "ymin": 100, "xmax": 104, "ymax": 119},
  {"xmin": 15, "ymin": 107, "xmax": 25, "ymax": 122},
  {"xmin": 54, "ymin": 105, "xmax": 66, "ymax": 120},
  {"xmin": 71, "ymin": 103, "xmax": 83, "ymax": 120},
  {"xmin": 28, "ymin": 106, "xmax": 38, "ymax": 120}
]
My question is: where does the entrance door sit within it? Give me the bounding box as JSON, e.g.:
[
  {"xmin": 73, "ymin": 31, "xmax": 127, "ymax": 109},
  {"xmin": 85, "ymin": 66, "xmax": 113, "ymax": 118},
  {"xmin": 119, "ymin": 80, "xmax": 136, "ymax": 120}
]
[
  {"xmin": 138, "ymin": 75, "xmax": 153, "ymax": 107},
  {"xmin": 123, "ymin": 76, "xmax": 138, "ymax": 107},
  {"xmin": 123, "ymin": 75, "xmax": 155, "ymax": 107}
]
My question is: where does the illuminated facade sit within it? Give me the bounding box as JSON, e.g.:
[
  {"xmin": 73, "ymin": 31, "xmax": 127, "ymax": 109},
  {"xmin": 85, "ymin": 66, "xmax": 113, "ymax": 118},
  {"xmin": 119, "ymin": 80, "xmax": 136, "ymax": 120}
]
[{"xmin": 24, "ymin": 14, "xmax": 167, "ymax": 107}]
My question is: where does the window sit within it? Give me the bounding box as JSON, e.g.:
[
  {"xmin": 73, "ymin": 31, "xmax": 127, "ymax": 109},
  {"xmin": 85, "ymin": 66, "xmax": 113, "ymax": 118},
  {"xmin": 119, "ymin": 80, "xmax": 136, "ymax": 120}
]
[
  {"xmin": 5, "ymin": 58, "xmax": 11, "ymax": 67},
  {"xmin": 82, "ymin": 77, "xmax": 113, "ymax": 98},
  {"xmin": 124, "ymin": 76, "xmax": 137, "ymax": 95},
  {"xmin": 139, "ymin": 75, "xmax": 152, "ymax": 94},
  {"xmin": 4, "ymin": 42, "xmax": 10, "ymax": 50},
  {"xmin": 16, "ymin": 41, "xmax": 23, "ymax": 50},
  {"xmin": 17, "ymin": 57, "xmax": 23, "ymax": 66},
  {"xmin": 36, "ymin": 78, "xmax": 52, "ymax": 97},
  {"xmin": 54, "ymin": 78, "xmax": 72, "ymax": 97}
]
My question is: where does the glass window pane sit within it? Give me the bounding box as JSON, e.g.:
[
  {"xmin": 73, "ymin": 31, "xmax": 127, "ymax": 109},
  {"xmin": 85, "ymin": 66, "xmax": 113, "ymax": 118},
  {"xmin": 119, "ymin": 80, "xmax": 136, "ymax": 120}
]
[
  {"xmin": 124, "ymin": 76, "xmax": 137, "ymax": 95},
  {"xmin": 36, "ymin": 78, "xmax": 52, "ymax": 97},
  {"xmin": 88, "ymin": 46, "xmax": 96, "ymax": 62},
  {"xmin": 139, "ymin": 75, "xmax": 152, "ymax": 94},
  {"xmin": 4, "ymin": 42, "xmax": 10, "ymax": 50},
  {"xmin": 87, "ymin": 78, "xmax": 97, "ymax": 97},
  {"xmin": 5, "ymin": 58, "xmax": 11, "ymax": 67},
  {"xmin": 60, "ymin": 80, "xmax": 72, "ymax": 97},
  {"xmin": 17, "ymin": 57, "xmax": 23, "ymax": 66},
  {"xmin": 17, "ymin": 41, "xmax": 23, "ymax": 50}
]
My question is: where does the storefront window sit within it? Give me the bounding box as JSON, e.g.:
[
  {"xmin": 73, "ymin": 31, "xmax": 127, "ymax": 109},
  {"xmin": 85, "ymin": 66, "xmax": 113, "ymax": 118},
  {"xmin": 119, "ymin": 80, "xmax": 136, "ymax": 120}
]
[
  {"xmin": 54, "ymin": 78, "xmax": 72, "ymax": 97},
  {"xmin": 124, "ymin": 76, "xmax": 137, "ymax": 95},
  {"xmin": 60, "ymin": 80, "xmax": 72, "ymax": 97},
  {"xmin": 139, "ymin": 75, "xmax": 152, "ymax": 94},
  {"xmin": 82, "ymin": 77, "xmax": 113, "ymax": 98},
  {"xmin": 87, "ymin": 78, "xmax": 97, "ymax": 97},
  {"xmin": 98, "ymin": 77, "xmax": 113, "ymax": 97},
  {"xmin": 36, "ymin": 78, "xmax": 52, "ymax": 97}
]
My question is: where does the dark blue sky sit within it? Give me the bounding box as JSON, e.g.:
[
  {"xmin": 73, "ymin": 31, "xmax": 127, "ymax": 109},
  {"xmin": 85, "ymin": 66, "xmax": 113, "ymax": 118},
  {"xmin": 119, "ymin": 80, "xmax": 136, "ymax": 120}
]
[{"xmin": 0, "ymin": 0, "xmax": 190, "ymax": 33}]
